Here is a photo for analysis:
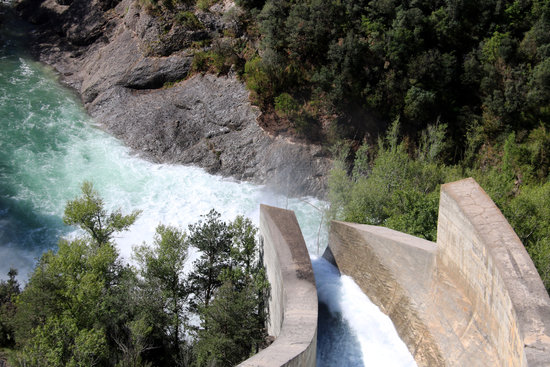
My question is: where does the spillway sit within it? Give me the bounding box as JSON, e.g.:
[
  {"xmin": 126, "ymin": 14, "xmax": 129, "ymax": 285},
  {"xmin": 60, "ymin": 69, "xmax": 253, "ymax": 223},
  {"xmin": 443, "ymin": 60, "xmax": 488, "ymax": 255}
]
[{"xmin": 0, "ymin": 18, "xmax": 415, "ymax": 365}]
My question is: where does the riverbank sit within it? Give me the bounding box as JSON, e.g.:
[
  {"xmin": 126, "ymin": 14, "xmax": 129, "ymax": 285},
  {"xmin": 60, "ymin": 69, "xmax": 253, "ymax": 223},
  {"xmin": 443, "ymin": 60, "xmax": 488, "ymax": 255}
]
[{"xmin": 14, "ymin": 0, "xmax": 331, "ymax": 197}]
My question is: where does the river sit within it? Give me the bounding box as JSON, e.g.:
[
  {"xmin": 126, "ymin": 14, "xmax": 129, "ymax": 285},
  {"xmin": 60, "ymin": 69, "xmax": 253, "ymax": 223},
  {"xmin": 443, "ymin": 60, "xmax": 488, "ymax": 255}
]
[{"xmin": 0, "ymin": 12, "xmax": 415, "ymax": 366}]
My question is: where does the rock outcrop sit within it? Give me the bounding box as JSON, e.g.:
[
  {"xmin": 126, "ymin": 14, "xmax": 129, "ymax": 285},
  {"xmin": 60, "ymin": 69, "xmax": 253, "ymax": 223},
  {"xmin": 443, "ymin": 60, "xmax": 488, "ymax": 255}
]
[{"xmin": 15, "ymin": 0, "xmax": 331, "ymax": 197}]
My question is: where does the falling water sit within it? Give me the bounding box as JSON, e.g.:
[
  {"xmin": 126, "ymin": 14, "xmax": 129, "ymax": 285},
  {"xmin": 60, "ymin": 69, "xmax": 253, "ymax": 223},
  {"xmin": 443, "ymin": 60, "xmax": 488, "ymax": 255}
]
[{"xmin": 0, "ymin": 14, "xmax": 416, "ymax": 366}]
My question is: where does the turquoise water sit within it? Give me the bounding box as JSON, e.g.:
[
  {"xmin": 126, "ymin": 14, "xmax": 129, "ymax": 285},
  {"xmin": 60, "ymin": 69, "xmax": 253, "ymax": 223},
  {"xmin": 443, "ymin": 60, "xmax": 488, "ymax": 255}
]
[
  {"xmin": 0, "ymin": 14, "xmax": 416, "ymax": 366},
  {"xmin": 0, "ymin": 44, "xmax": 326, "ymax": 279}
]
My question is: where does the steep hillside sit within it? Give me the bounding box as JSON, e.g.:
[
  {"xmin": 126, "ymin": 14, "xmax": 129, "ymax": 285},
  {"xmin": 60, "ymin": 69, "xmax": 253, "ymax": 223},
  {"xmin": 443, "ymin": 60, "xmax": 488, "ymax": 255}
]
[{"xmin": 14, "ymin": 0, "xmax": 331, "ymax": 197}]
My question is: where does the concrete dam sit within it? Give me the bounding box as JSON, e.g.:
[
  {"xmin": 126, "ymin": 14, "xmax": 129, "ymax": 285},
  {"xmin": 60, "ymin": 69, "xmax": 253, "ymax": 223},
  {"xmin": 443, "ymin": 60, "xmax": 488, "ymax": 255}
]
[{"xmin": 243, "ymin": 178, "xmax": 550, "ymax": 366}]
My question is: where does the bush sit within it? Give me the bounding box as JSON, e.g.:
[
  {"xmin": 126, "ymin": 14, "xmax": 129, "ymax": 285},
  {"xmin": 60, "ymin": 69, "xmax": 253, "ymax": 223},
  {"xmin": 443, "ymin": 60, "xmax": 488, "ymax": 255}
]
[
  {"xmin": 274, "ymin": 93, "xmax": 299, "ymax": 116},
  {"xmin": 196, "ymin": 0, "xmax": 218, "ymax": 11},
  {"xmin": 192, "ymin": 51, "xmax": 230, "ymax": 74},
  {"xmin": 175, "ymin": 11, "xmax": 204, "ymax": 30},
  {"xmin": 244, "ymin": 56, "xmax": 272, "ymax": 106},
  {"xmin": 328, "ymin": 120, "xmax": 447, "ymax": 241}
]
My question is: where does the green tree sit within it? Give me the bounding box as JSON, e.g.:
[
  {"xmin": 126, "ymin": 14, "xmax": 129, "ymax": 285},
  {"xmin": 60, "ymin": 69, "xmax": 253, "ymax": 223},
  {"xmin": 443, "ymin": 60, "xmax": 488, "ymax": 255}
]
[
  {"xmin": 133, "ymin": 225, "xmax": 189, "ymax": 365},
  {"xmin": 14, "ymin": 315, "xmax": 107, "ymax": 367},
  {"xmin": 64, "ymin": 181, "xmax": 141, "ymax": 246},
  {"xmin": 190, "ymin": 214, "xmax": 269, "ymax": 367},
  {"xmin": 113, "ymin": 318, "xmax": 153, "ymax": 367},
  {"xmin": 194, "ymin": 281, "xmax": 265, "ymax": 367},
  {"xmin": 186, "ymin": 210, "xmax": 232, "ymax": 312},
  {"xmin": 0, "ymin": 268, "xmax": 20, "ymax": 348},
  {"xmin": 12, "ymin": 182, "xmax": 140, "ymax": 367},
  {"xmin": 329, "ymin": 120, "xmax": 446, "ymax": 241},
  {"xmin": 13, "ymin": 239, "xmax": 119, "ymax": 366},
  {"xmin": 8, "ymin": 182, "xmax": 272, "ymax": 366}
]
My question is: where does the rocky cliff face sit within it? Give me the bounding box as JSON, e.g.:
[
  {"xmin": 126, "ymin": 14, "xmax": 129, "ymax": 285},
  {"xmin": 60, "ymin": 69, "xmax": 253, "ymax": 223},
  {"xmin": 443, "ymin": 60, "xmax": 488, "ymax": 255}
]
[{"xmin": 16, "ymin": 0, "xmax": 331, "ymax": 197}]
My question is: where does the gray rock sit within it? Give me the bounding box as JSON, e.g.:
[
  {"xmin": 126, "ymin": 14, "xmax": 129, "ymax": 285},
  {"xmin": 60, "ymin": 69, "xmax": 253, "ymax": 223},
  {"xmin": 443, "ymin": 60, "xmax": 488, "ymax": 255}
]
[{"xmin": 16, "ymin": 0, "xmax": 331, "ymax": 197}]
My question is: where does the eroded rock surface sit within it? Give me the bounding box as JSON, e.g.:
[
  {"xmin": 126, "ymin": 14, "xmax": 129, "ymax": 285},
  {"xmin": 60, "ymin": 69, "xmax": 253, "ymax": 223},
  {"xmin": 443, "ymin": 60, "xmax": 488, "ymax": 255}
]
[{"xmin": 16, "ymin": 0, "xmax": 331, "ymax": 197}]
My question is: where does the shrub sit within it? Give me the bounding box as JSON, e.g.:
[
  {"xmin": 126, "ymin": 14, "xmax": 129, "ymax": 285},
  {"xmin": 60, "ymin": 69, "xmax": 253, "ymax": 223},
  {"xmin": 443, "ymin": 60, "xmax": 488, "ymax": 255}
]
[
  {"xmin": 191, "ymin": 51, "xmax": 230, "ymax": 74},
  {"xmin": 175, "ymin": 11, "xmax": 204, "ymax": 30},
  {"xmin": 244, "ymin": 56, "xmax": 272, "ymax": 106},
  {"xmin": 274, "ymin": 93, "xmax": 299, "ymax": 117},
  {"xmin": 196, "ymin": 0, "xmax": 218, "ymax": 11}
]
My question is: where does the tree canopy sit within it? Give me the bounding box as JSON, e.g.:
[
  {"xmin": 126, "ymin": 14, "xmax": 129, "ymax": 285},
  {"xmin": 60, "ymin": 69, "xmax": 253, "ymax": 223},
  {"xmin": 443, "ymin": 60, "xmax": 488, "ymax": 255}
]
[{"xmin": 2, "ymin": 183, "xmax": 269, "ymax": 367}]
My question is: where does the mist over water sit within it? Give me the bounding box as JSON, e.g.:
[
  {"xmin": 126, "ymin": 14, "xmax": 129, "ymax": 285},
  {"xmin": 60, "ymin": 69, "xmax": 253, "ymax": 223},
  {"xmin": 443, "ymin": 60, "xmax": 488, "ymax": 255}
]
[{"xmin": 0, "ymin": 19, "xmax": 416, "ymax": 365}]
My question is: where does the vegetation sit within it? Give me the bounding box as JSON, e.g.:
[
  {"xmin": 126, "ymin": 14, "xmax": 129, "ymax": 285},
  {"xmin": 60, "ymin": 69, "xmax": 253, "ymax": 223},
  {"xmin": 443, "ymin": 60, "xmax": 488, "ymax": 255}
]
[
  {"xmin": 0, "ymin": 269, "xmax": 19, "ymax": 349},
  {"xmin": 175, "ymin": 11, "xmax": 203, "ymax": 30},
  {"xmin": 328, "ymin": 120, "xmax": 445, "ymax": 241},
  {"xmin": 238, "ymin": 0, "xmax": 550, "ymax": 145},
  {"xmin": 133, "ymin": 0, "xmax": 550, "ymax": 296},
  {"xmin": 0, "ymin": 182, "xmax": 269, "ymax": 367},
  {"xmin": 207, "ymin": 0, "xmax": 550, "ymax": 294},
  {"xmin": 328, "ymin": 120, "xmax": 550, "ymax": 293}
]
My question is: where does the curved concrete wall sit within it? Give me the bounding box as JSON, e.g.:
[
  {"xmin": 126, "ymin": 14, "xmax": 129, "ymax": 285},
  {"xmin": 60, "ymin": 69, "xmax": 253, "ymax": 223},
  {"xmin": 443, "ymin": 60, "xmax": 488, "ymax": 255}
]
[
  {"xmin": 437, "ymin": 178, "xmax": 550, "ymax": 366},
  {"xmin": 239, "ymin": 204, "xmax": 318, "ymax": 367},
  {"xmin": 324, "ymin": 178, "xmax": 550, "ymax": 366}
]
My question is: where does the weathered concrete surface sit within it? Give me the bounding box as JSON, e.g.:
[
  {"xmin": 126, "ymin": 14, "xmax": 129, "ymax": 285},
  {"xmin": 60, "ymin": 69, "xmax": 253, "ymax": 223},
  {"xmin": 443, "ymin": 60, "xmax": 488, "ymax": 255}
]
[
  {"xmin": 239, "ymin": 205, "xmax": 317, "ymax": 367},
  {"xmin": 325, "ymin": 223, "xmax": 499, "ymax": 366},
  {"xmin": 438, "ymin": 178, "xmax": 550, "ymax": 366},
  {"xmin": 324, "ymin": 178, "xmax": 550, "ymax": 367},
  {"xmin": 323, "ymin": 225, "xmax": 441, "ymax": 365}
]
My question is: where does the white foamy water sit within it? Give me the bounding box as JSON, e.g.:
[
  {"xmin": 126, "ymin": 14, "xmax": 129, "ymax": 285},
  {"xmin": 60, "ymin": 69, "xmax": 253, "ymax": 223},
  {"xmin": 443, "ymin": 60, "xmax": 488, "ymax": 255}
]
[
  {"xmin": 0, "ymin": 30, "xmax": 416, "ymax": 365},
  {"xmin": 314, "ymin": 258, "xmax": 417, "ymax": 366}
]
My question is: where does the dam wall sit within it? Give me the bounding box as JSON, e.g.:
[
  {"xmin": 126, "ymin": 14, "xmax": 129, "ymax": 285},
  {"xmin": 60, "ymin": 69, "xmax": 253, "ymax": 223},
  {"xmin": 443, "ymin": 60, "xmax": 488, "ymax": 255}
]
[
  {"xmin": 437, "ymin": 178, "xmax": 550, "ymax": 366},
  {"xmin": 239, "ymin": 204, "xmax": 318, "ymax": 367},
  {"xmin": 324, "ymin": 178, "xmax": 550, "ymax": 366}
]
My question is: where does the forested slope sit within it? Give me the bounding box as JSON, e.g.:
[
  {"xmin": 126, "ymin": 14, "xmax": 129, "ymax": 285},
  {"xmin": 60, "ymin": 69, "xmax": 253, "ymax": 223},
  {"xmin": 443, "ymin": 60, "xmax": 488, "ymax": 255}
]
[
  {"xmin": 232, "ymin": 0, "xmax": 550, "ymax": 292},
  {"xmin": 114, "ymin": 0, "xmax": 550, "ymax": 292},
  {"xmin": 12, "ymin": 0, "xmax": 550, "ymax": 289},
  {"xmin": 240, "ymin": 0, "xmax": 550, "ymax": 148}
]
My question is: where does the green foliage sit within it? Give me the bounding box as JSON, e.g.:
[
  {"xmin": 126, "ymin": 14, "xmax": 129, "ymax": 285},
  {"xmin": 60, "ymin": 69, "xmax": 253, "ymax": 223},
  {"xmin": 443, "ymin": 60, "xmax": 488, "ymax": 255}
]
[
  {"xmin": 196, "ymin": 0, "xmax": 218, "ymax": 11},
  {"xmin": 63, "ymin": 181, "xmax": 141, "ymax": 246},
  {"xmin": 133, "ymin": 225, "xmax": 189, "ymax": 364},
  {"xmin": 527, "ymin": 125, "xmax": 550, "ymax": 179},
  {"xmin": 8, "ymin": 183, "xmax": 270, "ymax": 366},
  {"xmin": 481, "ymin": 31, "xmax": 514, "ymax": 64},
  {"xmin": 243, "ymin": 0, "xmax": 550, "ymax": 292},
  {"xmin": 12, "ymin": 237, "xmax": 122, "ymax": 366},
  {"xmin": 191, "ymin": 38, "xmax": 242, "ymax": 75},
  {"xmin": 131, "ymin": 211, "xmax": 268, "ymax": 367},
  {"xmin": 114, "ymin": 319, "xmax": 153, "ymax": 367},
  {"xmin": 329, "ymin": 118, "xmax": 550, "ymax": 293},
  {"xmin": 175, "ymin": 11, "xmax": 203, "ymax": 30},
  {"xmin": 329, "ymin": 121, "xmax": 447, "ymax": 241},
  {"xmin": 186, "ymin": 210, "xmax": 232, "ymax": 311},
  {"xmin": 0, "ymin": 268, "xmax": 20, "ymax": 348},
  {"xmin": 327, "ymin": 142, "xmax": 352, "ymax": 221},
  {"xmin": 236, "ymin": 0, "xmax": 550, "ymax": 149},
  {"xmin": 15, "ymin": 316, "xmax": 106, "ymax": 367},
  {"xmin": 192, "ymin": 51, "xmax": 228, "ymax": 74},
  {"xmin": 499, "ymin": 182, "xmax": 550, "ymax": 290},
  {"xmin": 403, "ymin": 86, "xmax": 436, "ymax": 122},
  {"xmin": 11, "ymin": 183, "xmax": 139, "ymax": 366},
  {"xmin": 194, "ymin": 281, "xmax": 264, "ymax": 367},
  {"xmin": 189, "ymin": 213, "xmax": 268, "ymax": 366},
  {"xmin": 274, "ymin": 93, "xmax": 299, "ymax": 117},
  {"xmin": 243, "ymin": 56, "xmax": 272, "ymax": 107}
]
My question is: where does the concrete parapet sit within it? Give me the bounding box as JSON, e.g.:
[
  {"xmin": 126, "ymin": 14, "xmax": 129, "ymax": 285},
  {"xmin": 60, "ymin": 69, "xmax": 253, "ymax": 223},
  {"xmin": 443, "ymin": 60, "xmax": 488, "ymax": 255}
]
[
  {"xmin": 438, "ymin": 178, "xmax": 550, "ymax": 366},
  {"xmin": 239, "ymin": 204, "xmax": 318, "ymax": 367},
  {"xmin": 324, "ymin": 178, "xmax": 550, "ymax": 366}
]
